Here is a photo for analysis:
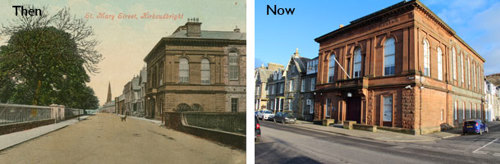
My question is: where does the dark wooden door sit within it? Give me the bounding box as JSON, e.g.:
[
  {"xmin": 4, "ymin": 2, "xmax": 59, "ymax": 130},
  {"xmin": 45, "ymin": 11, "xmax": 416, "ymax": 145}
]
[{"xmin": 346, "ymin": 97, "xmax": 361, "ymax": 123}]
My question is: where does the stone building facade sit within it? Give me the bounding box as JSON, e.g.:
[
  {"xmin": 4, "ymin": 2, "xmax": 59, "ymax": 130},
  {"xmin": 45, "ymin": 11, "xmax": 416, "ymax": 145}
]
[
  {"xmin": 255, "ymin": 63, "xmax": 284, "ymax": 111},
  {"xmin": 283, "ymin": 49, "xmax": 311, "ymax": 120},
  {"xmin": 314, "ymin": 0, "xmax": 485, "ymax": 134},
  {"xmin": 143, "ymin": 19, "xmax": 246, "ymax": 120},
  {"xmin": 485, "ymin": 80, "xmax": 499, "ymax": 121},
  {"xmin": 301, "ymin": 57, "xmax": 318, "ymax": 121},
  {"xmin": 267, "ymin": 69, "xmax": 285, "ymax": 113}
]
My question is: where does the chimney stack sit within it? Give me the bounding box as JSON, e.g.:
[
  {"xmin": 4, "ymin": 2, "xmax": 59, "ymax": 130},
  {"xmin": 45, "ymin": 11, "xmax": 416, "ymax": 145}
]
[
  {"xmin": 234, "ymin": 26, "xmax": 240, "ymax": 33},
  {"xmin": 186, "ymin": 18, "xmax": 201, "ymax": 37}
]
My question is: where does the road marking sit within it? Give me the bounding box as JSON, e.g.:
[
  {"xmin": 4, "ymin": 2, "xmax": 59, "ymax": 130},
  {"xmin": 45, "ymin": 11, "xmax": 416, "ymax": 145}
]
[{"xmin": 473, "ymin": 138, "xmax": 499, "ymax": 154}]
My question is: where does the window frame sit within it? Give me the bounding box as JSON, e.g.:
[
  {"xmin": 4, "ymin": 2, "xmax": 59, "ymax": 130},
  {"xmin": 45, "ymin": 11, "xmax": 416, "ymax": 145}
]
[
  {"xmin": 384, "ymin": 38, "xmax": 396, "ymax": 76},
  {"xmin": 201, "ymin": 58, "xmax": 210, "ymax": 85},
  {"xmin": 423, "ymin": 39, "xmax": 430, "ymax": 76},
  {"xmin": 328, "ymin": 54, "xmax": 336, "ymax": 83},
  {"xmin": 353, "ymin": 48, "xmax": 362, "ymax": 78},
  {"xmin": 228, "ymin": 52, "xmax": 239, "ymax": 81},
  {"xmin": 179, "ymin": 58, "xmax": 189, "ymax": 83}
]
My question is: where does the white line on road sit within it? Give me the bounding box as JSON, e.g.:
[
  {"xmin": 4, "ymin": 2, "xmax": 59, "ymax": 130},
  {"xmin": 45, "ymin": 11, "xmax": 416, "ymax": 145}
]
[{"xmin": 473, "ymin": 138, "xmax": 499, "ymax": 154}]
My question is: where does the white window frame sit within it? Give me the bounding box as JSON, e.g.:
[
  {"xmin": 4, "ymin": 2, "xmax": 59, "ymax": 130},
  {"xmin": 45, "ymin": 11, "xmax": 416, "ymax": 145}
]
[
  {"xmin": 454, "ymin": 101, "xmax": 457, "ymax": 120},
  {"xmin": 452, "ymin": 48, "xmax": 457, "ymax": 80},
  {"xmin": 383, "ymin": 95, "xmax": 393, "ymax": 122},
  {"xmin": 179, "ymin": 58, "xmax": 189, "ymax": 83},
  {"xmin": 423, "ymin": 39, "xmax": 430, "ymax": 76},
  {"xmin": 353, "ymin": 48, "xmax": 362, "ymax": 78},
  {"xmin": 288, "ymin": 99, "xmax": 292, "ymax": 111},
  {"xmin": 229, "ymin": 53, "xmax": 239, "ymax": 80},
  {"xmin": 328, "ymin": 54, "xmax": 335, "ymax": 83},
  {"xmin": 437, "ymin": 47, "xmax": 443, "ymax": 81},
  {"xmin": 201, "ymin": 58, "xmax": 210, "ymax": 84},
  {"xmin": 289, "ymin": 80, "xmax": 294, "ymax": 92},
  {"xmin": 461, "ymin": 53, "xmax": 464, "ymax": 83},
  {"xmin": 467, "ymin": 57, "xmax": 470, "ymax": 87},
  {"xmin": 384, "ymin": 38, "xmax": 395, "ymax": 76}
]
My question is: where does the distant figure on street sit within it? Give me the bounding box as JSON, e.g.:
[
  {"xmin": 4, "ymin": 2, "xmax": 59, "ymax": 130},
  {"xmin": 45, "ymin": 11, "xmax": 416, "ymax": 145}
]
[{"xmin": 120, "ymin": 111, "xmax": 127, "ymax": 122}]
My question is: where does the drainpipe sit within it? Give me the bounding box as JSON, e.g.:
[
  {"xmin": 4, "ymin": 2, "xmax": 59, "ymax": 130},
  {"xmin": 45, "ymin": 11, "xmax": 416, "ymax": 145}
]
[{"xmin": 419, "ymin": 75, "xmax": 424, "ymax": 135}]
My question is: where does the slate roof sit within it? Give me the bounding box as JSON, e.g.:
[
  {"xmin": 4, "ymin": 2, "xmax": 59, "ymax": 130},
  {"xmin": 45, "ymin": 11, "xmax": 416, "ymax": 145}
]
[{"xmin": 168, "ymin": 30, "xmax": 246, "ymax": 40}]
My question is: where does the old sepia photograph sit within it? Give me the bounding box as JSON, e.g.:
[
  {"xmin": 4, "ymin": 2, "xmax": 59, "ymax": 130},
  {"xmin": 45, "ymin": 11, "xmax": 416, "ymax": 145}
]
[{"xmin": 0, "ymin": 0, "xmax": 246, "ymax": 163}]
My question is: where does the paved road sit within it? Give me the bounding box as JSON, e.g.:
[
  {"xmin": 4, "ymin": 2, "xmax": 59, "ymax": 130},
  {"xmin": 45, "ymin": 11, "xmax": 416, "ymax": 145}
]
[
  {"xmin": 256, "ymin": 121, "xmax": 500, "ymax": 164},
  {"xmin": 0, "ymin": 113, "xmax": 244, "ymax": 164}
]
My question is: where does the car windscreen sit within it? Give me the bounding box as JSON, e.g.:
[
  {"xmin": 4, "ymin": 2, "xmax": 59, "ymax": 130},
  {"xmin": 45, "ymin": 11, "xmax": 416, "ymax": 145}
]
[{"xmin": 464, "ymin": 121, "xmax": 476, "ymax": 126}]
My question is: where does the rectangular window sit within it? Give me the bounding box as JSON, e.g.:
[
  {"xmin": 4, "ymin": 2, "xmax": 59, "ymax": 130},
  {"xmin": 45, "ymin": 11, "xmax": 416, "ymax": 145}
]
[
  {"xmin": 437, "ymin": 48, "xmax": 443, "ymax": 81},
  {"xmin": 280, "ymin": 83, "xmax": 284, "ymax": 94},
  {"xmin": 463, "ymin": 102, "xmax": 465, "ymax": 120},
  {"xmin": 461, "ymin": 54, "xmax": 464, "ymax": 83},
  {"xmin": 384, "ymin": 38, "xmax": 396, "ymax": 76},
  {"xmin": 474, "ymin": 104, "xmax": 476, "ymax": 118},
  {"xmin": 467, "ymin": 57, "xmax": 471, "ymax": 87},
  {"xmin": 452, "ymin": 49, "xmax": 457, "ymax": 80},
  {"xmin": 326, "ymin": 98, "xmax": 330, "ymax": 117},
  {"xmin": 289, "ymin": 80, "xmax": 294, "ymax": 92},
  {"xmin": 301, "ymin": 79, "xmax": 305, "ymax": 92},
  {"xmin": 310, "ymin": 78, "xmax": 316, "ymax": 91},
  {"xmin": 229, "ymin": 53, "xmax": 239, "ymax": 80},
  {"xmin": 454, "ymin": 101, "xmax": 457, "ymax": 120},
  {"xmin": 441, "ymin": 109, "xmax": 444, "ymax": 121},
  {"xmin": 328, "ymin": 55, "xmax": 336, "ymax": 82},
  {"xmin": 231, "ymin": 98, "xmax": 238, "ymax": 112},
  {"xmin": 469, "ymin": 103, "xmax": 472, "ymax": 119},
  {"xmin": 288, "ymin": 99, "xmax": 292, "ymax": 111},
  {"xmin": 308, "ymin": 99, "xmax": 314, "ymax": 114},
  {"xmin": 383, "ymin": 95, "xmax": 393, "ymax": 122}
]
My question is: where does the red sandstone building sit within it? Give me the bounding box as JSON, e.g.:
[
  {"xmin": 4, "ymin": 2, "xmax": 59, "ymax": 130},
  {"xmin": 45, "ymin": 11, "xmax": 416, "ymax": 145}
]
[{"xmin": 314, "ymin": 0, "xmax": 485, "ymax": 134}]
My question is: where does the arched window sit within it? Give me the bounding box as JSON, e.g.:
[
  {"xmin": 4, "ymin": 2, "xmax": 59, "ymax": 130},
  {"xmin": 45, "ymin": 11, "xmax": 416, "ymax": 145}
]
[
  {"xmin": 328, "ymin": 54, "xmax": 335, "ymax": 83},
  {"xmin": 423, "ymin": 39, "xmax": 430, "ymax": 76},
  {"xmin": 452, "ymin": 47, "xmax": 456, "ymax": 80},
  {"xmin": 201, "ymin": 59, "xmax": 210, "ymax": 84},
  {"xmin": 179, "ymin": 58, "xmax": 189, "ymax": 83},
  {"xmin": 437, "ymin": 47, "xmax": 443, "ymax": 81},
  {"xmin": 229, "ymin": 53, "xmax": 239, "ymax": 80},
  {"xmin": 353, "ymin": 48, "xmax": 362, "ymax": 78},
  {"xmin": 384, "ymin": 38, "xmax": 395, "ymax": 76}
]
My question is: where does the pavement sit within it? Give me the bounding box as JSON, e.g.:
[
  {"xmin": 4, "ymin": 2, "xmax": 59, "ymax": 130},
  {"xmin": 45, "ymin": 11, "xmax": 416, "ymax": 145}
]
[
  {"xmin": 256, "ymin": 120, "xmax": 500, "ymax": 164},
  {"xmin": 0, "ymin": 113, "xmax": 244, "ymax": 164},
  {"xmin": 291, "ymin": 120, "xmax": 482, "ymax": 142},
  {"xmin": 0, "ymin": 116, "xmax": 89, "ymax": 151}
]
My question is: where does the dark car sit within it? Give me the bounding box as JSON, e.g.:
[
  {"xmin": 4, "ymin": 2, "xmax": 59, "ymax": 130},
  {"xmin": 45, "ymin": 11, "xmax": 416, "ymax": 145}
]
[
  {"xmin": 255, "ymin": 116, "xmax": 261, "ymax": 142},
  {"xmin": 463, "ymin": 120, "xmax": 488, "ymax": 135},
  {"xmin": 273, "ymin": 112, "xmax": 296, "ymax": 124}
]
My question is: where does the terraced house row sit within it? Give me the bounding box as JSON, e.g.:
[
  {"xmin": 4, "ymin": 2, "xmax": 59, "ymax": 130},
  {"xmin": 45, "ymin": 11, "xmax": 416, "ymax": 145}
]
[{"xmin": 256, "ymin": 0, "xmax": 489, "ymax": 135}]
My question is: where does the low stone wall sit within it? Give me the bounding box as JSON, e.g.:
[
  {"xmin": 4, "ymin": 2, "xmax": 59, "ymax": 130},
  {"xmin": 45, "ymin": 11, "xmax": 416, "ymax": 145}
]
[
  {"xmin": 183, "ymin": 112, "xmax": 245, "ymax": 134},
  {"xmin": 0, "ymin": 119, "xmax": 55, "ymax": 135},
  {"xmin": 164, "ymin": 112, "xmax": 246, "ymax": 150}
]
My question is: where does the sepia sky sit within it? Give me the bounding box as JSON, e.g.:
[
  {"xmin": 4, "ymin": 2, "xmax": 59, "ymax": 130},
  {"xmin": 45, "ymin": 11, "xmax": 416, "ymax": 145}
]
[{"xmin": 0, "ymin": 0, "xmax": 246, "ymax": 106}]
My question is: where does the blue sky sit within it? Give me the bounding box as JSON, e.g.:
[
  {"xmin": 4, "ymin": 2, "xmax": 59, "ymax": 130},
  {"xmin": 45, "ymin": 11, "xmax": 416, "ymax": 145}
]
[{"xmin": 255, "ymin": 0, "xmax": 500, "ymax": 75}]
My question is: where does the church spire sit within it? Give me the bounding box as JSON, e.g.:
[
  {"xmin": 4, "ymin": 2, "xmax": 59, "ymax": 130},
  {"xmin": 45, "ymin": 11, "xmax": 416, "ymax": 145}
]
[{"xmin": 106, "ymin": 82, "xmax": 112, "ymax": 103}]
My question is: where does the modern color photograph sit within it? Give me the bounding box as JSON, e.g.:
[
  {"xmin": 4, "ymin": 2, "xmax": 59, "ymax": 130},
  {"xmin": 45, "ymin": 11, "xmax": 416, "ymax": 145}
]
[{"xmin": 255, "ymin": 0, "xmax": 500, "ymax": 163}]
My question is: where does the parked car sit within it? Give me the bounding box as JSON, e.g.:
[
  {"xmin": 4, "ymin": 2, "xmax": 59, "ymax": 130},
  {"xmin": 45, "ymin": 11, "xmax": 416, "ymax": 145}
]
[
  {"xmin": 255, "ymin": 116, "xmax": 261, "ymax": 142},
  {"xmin": 273, "ymin": 112, "xmax": 296, "ymax": 124},
  {"xmin": 463, "ymin": 119, "xmax": 488, "ymax": 135},
  {"xmin": 258, "ymin": 110, "xmax": 274, "ymax": 120}
]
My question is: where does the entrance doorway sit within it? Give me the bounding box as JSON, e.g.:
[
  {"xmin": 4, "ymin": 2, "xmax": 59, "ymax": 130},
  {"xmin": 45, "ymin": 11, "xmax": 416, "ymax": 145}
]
[{"xmin": 346, "ymin": 97, "xmax": 361, "ymax": 123}]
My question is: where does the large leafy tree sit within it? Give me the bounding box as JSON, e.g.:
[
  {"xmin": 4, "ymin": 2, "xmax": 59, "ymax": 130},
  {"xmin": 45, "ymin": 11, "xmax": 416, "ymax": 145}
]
[{"xmin": 0, "ymin": 7, "xmax": 100, "ymax": 109}]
